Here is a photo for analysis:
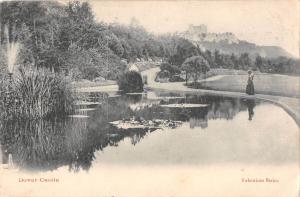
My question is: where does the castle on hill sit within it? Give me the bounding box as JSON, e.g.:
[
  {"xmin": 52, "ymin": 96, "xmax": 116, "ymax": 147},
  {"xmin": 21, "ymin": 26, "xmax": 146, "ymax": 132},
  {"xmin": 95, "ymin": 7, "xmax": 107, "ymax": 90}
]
[{"xmin": 178, "ymin": 24, "xmax": 239, "ymax": 44}]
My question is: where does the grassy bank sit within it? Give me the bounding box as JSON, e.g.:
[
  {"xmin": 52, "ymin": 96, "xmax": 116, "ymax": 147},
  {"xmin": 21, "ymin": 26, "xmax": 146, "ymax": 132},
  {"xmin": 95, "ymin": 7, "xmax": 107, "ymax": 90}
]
[
  {"xmin": 191, "ymin": 73, "xmax": 300, "ymax": 98},
  {"xmin": 71, "ymin": 79, "xmax": 117, "ymax": 89}
]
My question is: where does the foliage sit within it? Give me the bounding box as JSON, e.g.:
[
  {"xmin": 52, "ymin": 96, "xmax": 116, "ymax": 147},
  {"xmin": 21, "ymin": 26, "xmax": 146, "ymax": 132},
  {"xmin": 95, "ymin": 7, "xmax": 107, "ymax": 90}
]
[
  {"xmin": 0, "ymin": 1, "xmax": 129, "ymax": 80},
  {"xmin": 168, "ymin": 38, "xmax": 199, "ymax": 66},
  {"xmin": 160, "ymin": 62, "xmax": 180, "ymax": 75},
  {"xmin": 173, "ymin": 47, "xmax": 300, "ymax": 75},
  {"xmin": 182, "ymin": 56, "xmax": 210, "ymax": 82},
  {"xmin": 169, "ymin": 75, "xmax": 185, "ymax": 82},
  {"xmin": 117, "ymin": 71, "xmax": 144, "ymax": 93},
  {"xmin": 0, "ymin": 0, "xmax": 298, "ymax": 86},
  {"xmin": 254, "ymin": 55, "xmax": 300, "ymax": 74},
  {"xmin": 155, "ymin": 70, "xmax": 171, "ymax": 82},
  {"xmin": 0, "ymin": 66, "xmax": 75, "ymax": 120}
]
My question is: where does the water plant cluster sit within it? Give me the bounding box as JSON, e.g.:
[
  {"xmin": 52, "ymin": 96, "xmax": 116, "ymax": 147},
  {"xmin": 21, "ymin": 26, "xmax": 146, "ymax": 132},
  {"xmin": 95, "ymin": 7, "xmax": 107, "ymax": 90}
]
[{"xmin": 0, "ymin": 66, "xmax": 75, "ymax": 120}]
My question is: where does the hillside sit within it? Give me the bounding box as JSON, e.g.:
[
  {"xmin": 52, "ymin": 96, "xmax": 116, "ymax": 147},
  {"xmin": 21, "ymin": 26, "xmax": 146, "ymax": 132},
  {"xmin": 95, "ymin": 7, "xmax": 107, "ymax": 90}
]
[
  {"xmin": 179, "ymin": 25, "xmax": 292, "ymax": 58},
  {"xmin": 197, "ymin": 40, "xmax": 292, "ymax": 59}
]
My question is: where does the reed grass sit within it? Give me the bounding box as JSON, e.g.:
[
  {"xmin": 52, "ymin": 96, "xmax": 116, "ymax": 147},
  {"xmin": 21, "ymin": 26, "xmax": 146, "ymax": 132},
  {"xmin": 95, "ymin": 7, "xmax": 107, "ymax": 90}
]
[{"xmin": 0, "ymin": 66, "xmax": 75, "ymax": 119}]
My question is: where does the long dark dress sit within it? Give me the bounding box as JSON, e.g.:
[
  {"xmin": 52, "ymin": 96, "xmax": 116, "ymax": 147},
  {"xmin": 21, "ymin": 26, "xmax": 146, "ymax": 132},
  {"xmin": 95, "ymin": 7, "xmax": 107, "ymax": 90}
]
[{"xmin": 246, "ymin": 74, "xmax": 255, "ymax": 95}]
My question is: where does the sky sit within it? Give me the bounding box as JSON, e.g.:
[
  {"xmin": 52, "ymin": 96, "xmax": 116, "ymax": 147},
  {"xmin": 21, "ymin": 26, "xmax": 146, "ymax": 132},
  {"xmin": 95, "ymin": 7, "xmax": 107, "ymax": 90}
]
[{"xmin": 90, "ymin": 0, "xmax": 299, "ymax": 58}]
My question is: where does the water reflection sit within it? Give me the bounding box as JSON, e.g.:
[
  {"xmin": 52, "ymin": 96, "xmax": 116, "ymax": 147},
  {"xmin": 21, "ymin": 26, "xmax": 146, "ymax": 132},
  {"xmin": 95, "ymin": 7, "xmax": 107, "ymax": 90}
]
[
  {"xmin": 94, "ymin": 104, "xmax": 299, "ymax": 166},
  {"xmin": 0, "ymin": 91, "xmax": 298, "ymax": 172},
  {"xmin": 0, "ymin": 97, "xmax": 156, "ymax": 171},
  {"xmin": 246, "ymin": 99, "xmax": 255, "ymax": 120},
  {"xmin": 0, "ymin": 119, "xmax": 86, "ymax": 171}
]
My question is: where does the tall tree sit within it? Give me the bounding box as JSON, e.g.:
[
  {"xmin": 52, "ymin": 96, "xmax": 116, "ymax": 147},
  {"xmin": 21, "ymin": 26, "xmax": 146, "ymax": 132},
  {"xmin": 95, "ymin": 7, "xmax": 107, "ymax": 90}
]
[
  {"xmin": 213, "ymin": 50, "xmax": 223, "ymax": 68},
  {"xmin": 182, "ymin": 55, "xmax": 210, "ymax": 83},
  {"xmin": 238, "ymin": 53, "xmax": 252, "ymax": 70},
  {"xmin": 255, "ymin": 55, "xmax": 264, "ymax": 71}
]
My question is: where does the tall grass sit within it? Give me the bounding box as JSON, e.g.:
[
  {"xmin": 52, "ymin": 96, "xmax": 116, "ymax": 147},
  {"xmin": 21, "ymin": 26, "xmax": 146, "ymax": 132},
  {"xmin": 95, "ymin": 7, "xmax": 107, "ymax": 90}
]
[{"xmin": 1, "ymin": 66, "xmax": 75, "ymax": 119}]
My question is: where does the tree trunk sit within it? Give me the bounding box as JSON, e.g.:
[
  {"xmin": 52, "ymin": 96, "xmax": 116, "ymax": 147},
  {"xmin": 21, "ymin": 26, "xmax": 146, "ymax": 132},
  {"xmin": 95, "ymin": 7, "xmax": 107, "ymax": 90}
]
[
  {"xmin": 185, "ymin": 71, "xmax": 188, "ymax": 85},
  {"xmin": 204, "ymin": 71, "xmax": 206, "ymax": 87}
]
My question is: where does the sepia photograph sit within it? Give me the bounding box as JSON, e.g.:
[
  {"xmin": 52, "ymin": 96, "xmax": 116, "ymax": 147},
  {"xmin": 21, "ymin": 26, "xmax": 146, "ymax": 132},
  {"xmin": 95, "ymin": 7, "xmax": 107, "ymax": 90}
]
[{"xmin": 0, "ymin": 0, "xmax": 299, "ymax": 196}]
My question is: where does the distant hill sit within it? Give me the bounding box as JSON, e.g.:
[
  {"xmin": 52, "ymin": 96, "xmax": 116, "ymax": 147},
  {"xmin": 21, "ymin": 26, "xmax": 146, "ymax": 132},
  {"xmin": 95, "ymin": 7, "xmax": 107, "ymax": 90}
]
[
  {"xmin": 178, "ymin": 25, "xmax": 292, "ymax": 59},
  {"xmin": 196, "ymin": 40, "xmax": 292, "ymax": 59}
]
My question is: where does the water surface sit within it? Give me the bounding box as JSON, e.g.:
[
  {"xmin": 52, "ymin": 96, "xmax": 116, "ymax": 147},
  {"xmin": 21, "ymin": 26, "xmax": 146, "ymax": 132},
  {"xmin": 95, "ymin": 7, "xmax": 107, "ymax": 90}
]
[{"xmin": 0, "ymin": 91, "xmax": 298, "ymax": 171}]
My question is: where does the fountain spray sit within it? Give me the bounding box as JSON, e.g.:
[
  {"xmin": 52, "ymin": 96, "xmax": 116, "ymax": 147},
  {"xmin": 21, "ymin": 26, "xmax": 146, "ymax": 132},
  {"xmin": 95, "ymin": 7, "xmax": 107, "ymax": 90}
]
[
  {"xmin": 4, "ymin": 25, "xmax": 20, "ymax": 115},
  {"xmin": 5, "ymin": 25, "xmax": 19, "ymax": 80}
]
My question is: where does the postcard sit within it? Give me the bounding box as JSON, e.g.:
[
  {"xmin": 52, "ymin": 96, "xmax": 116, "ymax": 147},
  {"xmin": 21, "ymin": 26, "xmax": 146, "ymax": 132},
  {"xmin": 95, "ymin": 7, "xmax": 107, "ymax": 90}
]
[{"xmin": 0, "ymin": 0, "xmax": 299, "ymax": 196}]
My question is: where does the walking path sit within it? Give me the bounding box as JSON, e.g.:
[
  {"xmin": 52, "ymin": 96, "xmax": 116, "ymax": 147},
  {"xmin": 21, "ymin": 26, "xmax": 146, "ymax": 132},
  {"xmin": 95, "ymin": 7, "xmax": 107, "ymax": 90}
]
[{"xmin": 77, "ymin": 67, "xmax": 300, "ymax": 125}]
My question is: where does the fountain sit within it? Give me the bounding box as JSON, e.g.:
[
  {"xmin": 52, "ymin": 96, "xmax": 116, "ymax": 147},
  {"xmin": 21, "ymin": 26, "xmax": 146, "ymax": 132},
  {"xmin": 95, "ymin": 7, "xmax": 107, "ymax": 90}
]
[
  {"xmin": 3, "ymin": 25, "xmax": 20, "ymax": 116},
  {"xmin": 5, "ymin": 26, "xmax": 19, "ymax": 83},
  {"xmin": 8, "ymin": 153, "xmax": 14, "ymax": 169},
  {"xmin": 7, "ymin": 42, "xmax": 19, "ymax": 82}
]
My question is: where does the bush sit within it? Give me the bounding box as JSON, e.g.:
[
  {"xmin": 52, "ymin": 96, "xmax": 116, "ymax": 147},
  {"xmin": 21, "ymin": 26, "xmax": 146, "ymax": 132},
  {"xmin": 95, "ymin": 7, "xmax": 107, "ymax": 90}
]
[
  {"xmin": 160, "ymin": 63, "xmax": 180, "ymax": 75},
  {"xmin": 157, "ymin": 70, "xmax": 170, "ymax": 78},
  {"xmin": 169, "ymin": 75, "xmax": 185, "ymax": 82},
  {"xmin": 0, "ymin": 66, "xmax": 75, "ymax": 119},
  {"xmin": 117, "ymin": 71, "xmax": 144, "ymax": 93}
]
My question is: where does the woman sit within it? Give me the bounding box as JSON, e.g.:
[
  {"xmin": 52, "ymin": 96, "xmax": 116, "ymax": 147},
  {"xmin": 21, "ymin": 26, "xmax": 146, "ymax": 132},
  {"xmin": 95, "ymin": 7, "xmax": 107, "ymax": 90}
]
[{"xmin": 246, "ymin": 70, "xmax": 255, "ymax": 95}]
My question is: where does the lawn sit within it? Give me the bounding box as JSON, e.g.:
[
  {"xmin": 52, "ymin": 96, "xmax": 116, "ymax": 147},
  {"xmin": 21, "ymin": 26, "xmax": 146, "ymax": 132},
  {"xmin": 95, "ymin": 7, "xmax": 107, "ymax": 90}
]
[
  {"xmin": 135, "ymin": 61, "xmax": 160, "ymax": 72},
  {"xmin": 198, "ymin": 73, "xmax": 300, "ymax": 98},
  {"xmin": 71, "ymin": 79, "xmax": 117, "ymax": 88}
]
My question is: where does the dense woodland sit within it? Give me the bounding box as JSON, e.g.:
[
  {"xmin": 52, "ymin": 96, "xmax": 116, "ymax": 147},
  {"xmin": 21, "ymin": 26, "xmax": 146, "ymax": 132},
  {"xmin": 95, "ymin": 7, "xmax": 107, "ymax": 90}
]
[{"xmin": 0, "ymin": 1, "xmax": 299, "ymax": 83}]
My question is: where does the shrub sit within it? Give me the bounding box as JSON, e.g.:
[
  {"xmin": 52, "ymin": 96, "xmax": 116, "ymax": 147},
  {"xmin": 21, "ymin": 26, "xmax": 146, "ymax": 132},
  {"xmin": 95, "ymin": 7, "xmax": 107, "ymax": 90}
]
[
  {"xmin": 157, "ymin": 70, "xmax": 171, "ymax": 78},
  {"xmin": 169, "ymin": 75, "xmax": 185, "ymax": 82},
  {"xmin": 117, "ymin": 71, "xmax": 144, "ymax": 93},
  {"xmin": 160, "ymin": 63, "xmax": 180, "ymax": 75},
  {"xmin": 0, "ymin": 66, "xmax": 75, "ymax": 120}
]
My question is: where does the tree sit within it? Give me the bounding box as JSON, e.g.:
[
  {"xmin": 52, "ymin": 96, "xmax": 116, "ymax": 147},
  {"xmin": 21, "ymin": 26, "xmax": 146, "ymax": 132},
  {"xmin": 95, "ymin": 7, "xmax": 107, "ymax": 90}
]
[
  {"xmin": 181, "ymin": 62, "xmax": 192, "ymax": 84},
  {"xmin": 160, "ymin": 63, "xmax": 180, "ymax": 75},
  {"xmin": 230, "ymin": 53, "xmax": 238, "ymax": 70},
  {"xmin": 169, "ymin": 38, "xmax": 199, "ymax": 66},
  {"xmin": 182, "ymin": 56, "xmax": 210, "ymax": 83},
  {"xmin": 107, "ymin": 33, "xmax": 124, "ymax": 57},
  {"xmin": 214, "ymin": 50, "xmax": 223, "ymax": 68},
  {"xmin": 239, "ymin": 53, "xmax": 252, "ymax": 70},
  {"xmin": 203, "ymin": 50, "xmax": 213, "ymax": 67},
  {"xmin": 255, "ymin": 55, "xmax": 264, "ymax": 71}
]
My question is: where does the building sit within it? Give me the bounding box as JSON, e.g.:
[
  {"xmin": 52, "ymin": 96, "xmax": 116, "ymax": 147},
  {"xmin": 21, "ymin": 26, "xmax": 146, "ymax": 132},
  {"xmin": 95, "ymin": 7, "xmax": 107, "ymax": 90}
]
[{"xmin": 179, "ymin": 24, "xmax": 239, "ymax": 44}]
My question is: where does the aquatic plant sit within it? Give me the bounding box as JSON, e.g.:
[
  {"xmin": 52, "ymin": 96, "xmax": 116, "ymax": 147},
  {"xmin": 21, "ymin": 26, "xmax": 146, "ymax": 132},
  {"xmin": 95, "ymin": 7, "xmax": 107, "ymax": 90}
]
[{"xmin": 1, "ymin": 66, "xmax": 75, "ymax": 120}]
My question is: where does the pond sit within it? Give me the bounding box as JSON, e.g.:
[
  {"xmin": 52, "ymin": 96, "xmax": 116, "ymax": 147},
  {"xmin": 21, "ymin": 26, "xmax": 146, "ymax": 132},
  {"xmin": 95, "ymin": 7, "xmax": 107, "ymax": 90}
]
[{"xmin": 0, "ymin": 91, "xmax": 298, "ymax": 172}]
